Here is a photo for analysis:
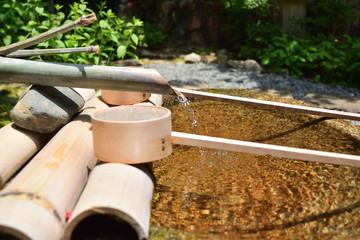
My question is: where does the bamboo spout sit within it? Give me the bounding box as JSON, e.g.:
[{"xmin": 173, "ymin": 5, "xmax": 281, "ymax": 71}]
[{"xmin": 0, "ymin": 57, "xmax": 175, "ymax": 95}]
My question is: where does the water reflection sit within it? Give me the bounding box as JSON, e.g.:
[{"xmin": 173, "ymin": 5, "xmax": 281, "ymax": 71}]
[{"xmin": 151, "ymin": 91, "xmax": 360, "ymax": 239}]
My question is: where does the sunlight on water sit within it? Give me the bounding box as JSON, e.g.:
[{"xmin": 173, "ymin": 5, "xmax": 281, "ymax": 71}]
[{"xmin": 151, "ymin": 90, "xmax": 360, "ymax": 239}]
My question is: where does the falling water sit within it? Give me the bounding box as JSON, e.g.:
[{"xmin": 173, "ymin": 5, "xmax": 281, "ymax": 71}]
[{"xmin": 173, "ymin": 89, "xmax": 199, "ymax": 133}]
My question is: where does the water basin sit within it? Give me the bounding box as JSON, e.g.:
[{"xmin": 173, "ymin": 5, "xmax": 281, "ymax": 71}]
[{"xmin": 150, "ymin": 89, "xmax": 360, "ymax": 239}]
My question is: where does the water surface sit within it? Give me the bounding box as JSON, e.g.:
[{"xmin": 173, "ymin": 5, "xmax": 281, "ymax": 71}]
[{"xmin": 151, "ymin": 89, "xmax": 360, "ymax": 239}]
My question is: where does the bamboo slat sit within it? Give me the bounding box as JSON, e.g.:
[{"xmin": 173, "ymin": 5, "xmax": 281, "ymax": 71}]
[
  {"xmin": 171, "ymin": 131, "xmax": 360, "ymax": 167},
  {"xmin": 0, "ymin": 95, "xmax": 108, "ymax": 240},
  {"xmin": 0, "ymin": 13, "xmax": 97, "ymax": 56},
  {"xmin": 0, "ymin": 57, "xmax": 174, "ymax": 94},
  {"xmin": 0, "ymin": 88, "xmax": 95, "ymax": 188},
  {"xmin": 175, "ymin": 88, "xmax": 360, "ymax": 121}
]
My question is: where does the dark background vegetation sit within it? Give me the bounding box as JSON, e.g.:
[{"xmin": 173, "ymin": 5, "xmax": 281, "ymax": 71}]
[{"xmin": 1, "ymin": 0, "xmax": 360, "ymax": 89}]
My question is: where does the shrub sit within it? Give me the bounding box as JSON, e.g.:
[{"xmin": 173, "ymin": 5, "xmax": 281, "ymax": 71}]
[{"xmin": 0, "ymin": 0, "xmax": 144, "ymax": 65}]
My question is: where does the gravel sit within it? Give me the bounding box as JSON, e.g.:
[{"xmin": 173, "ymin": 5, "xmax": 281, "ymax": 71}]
[{"xmin": 146, "ymin": 62, "xmax": 360, "ymax": 100}]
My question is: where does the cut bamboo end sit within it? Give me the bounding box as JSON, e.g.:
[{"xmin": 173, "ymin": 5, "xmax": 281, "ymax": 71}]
[
  {"xmin": 91, "ymin": 45, "xmax": 100, "ymax": 53},
  {"xmin": 0, "ymin": 195, "xmax": 63, "ymax": 240},
  {"xmin": 100, "ymin": 90, "xmax": 151, "ymax": 105},
  {"xmin": 76, "ymin": 13, "xmax": 97, "ymax": 26},
  {"xmin": 64, "ymin": 163, "xmax": 154, "ymax": 240}
]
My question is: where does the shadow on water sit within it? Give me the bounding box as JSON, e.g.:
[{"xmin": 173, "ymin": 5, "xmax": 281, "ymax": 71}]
[{"xmin": 151, "ymin": 89, "xmax": 360, "ymax": 239}]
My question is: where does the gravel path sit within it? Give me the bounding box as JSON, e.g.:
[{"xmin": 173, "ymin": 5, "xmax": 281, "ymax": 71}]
[{"xmin": 146, "ymin": 62, "xmax": 360, "ymax": 100}]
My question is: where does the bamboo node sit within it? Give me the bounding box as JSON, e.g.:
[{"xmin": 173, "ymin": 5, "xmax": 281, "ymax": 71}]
[{"xmin": 76, "ymin": 13, "xmax": 97, "ymax": 26}]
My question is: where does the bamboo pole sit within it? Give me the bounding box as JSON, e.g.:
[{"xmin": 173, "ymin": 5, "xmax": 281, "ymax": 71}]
[
  {"xmin": 0, "ymin": 57, "xmax": 174, "ymax": 94},
  {"xmin": 175, "ymin": 88, "xmax": 360, "ymax": 121},
  {"xmin": 63, "ymin": 163, "xmax": 154, "ymax": 240},
  {"xmin": 0, "ymin": 13, "xmax": 97, "ymax": 56},
  {"xmin": 0, "ymin": 88, "xmax": 95, "ymax": 188},
  {"xmin": 0, "ymin": 94, "xmax": 108, "ymax": 240},
  {"xmin": 171, "ymin": 131, "xmax": 360, "ymax": 167},
  {"xmin": 0, "ymin": 123, "xmax": 53, "ymax": 188},
  {"xmin": 64, "ymin": 95, "xmax": 162, "ymax": 240},
  {"xmin": 6, "ymin": 46, "xmax": 100, "ymax": 58}
]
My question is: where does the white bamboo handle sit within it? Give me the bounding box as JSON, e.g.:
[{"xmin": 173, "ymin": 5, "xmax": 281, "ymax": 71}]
[
  {"xmin": 171, "ymin": 131, "xmax": 360, "ymax": 167},
  {"xmin": 175, "ymin": 88, "xmax": 360, "ymax": 121}
]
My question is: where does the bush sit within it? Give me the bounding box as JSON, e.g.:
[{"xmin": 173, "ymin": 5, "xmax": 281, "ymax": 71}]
[
  {"xmin": 0, "ymin": 0, "xmax": 144, "ymax": 65},
  {"xmin": 240, "ymin": 32, "xmax": 360, "ymax": 88}
]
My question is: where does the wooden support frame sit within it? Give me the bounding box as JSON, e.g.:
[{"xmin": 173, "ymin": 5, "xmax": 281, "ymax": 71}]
[
  {"xmin": 171, "ymin": 131, "xmax": 360, "ymax": 167},
  {"xmin": 175, "ymin": 88, "xmax": 360, "ymax": 121}
]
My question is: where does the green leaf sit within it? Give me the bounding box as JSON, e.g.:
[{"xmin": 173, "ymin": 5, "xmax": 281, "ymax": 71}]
[
  {"xmin": 99, "ymin": 20, "xmax": 109, "ymax": 29},
  {"xmin": 55, "ymin": 40, "xmax": 66, "ymax": 48},
  {"xmin": 127, "ymin": 52, "xmax": 139, "ymax": 61},
  {"xmin": 79, "ymin": 4, "xmax": 86, "ymax": 11},
  {"xmin": 35, "ymin": 7, "xmax": 44, "ymax": 15},
  {"xmin": 117, "ymin": 45, "xmax": 127, "ymax": 59},
  {"xmin": 131, "ymin": 34, "xmax": 139, "ymax": 45},
  {"xmin": 261, "ymin": 57, "xmax": 270, "ymax": 65},
  {"xmin": 123, "ymin": 29, "xmax": 131, "ymax": 37},
  {"xmin": 3, "ymin": 35, "xmax": 11, "ymax": 46}
]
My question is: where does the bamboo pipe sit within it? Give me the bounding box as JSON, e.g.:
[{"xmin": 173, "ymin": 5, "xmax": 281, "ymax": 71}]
[
  {"xmin": 0, "ymin": 88, "xmax": 95, "ymax": 188},
  {"xmin": 171, "ymin": 131, "xmax": 360, "ymax": 168},
  {"xmin": 63, "ymin": 163, "xmax": 154, "ymax": 240},
  {"xmin": 0, "ymin": 13, "xmax": 97, "ymax": 56},
  {"xmin": 6, "ymin": 46, "xmax": 100, "ymax": 58},
  {"xmin": 0, "ymin": 57, "xmax": 174, "ymax": 94},
  {"xmin": 175, "ymin": 88, "xmax": 360, "ymax": 121},
  {"xmin": 0, "ymin": 123, "xmax": 53, "ymax": 188},
  {"xmin": 0, "ymin": 95, "xmax": 108, "ymax": 240},
  {"xmin": 64, "ymin": 95, "xmax": 162, "ymax": 240}
]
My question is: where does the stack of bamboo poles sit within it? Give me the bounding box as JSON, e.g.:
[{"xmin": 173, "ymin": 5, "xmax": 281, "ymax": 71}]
[{"xmin": 0, "ymin": 92, "xmax": 161, "ymax": 240}]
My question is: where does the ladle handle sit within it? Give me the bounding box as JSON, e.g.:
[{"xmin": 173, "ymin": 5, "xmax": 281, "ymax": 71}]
[{"xmin": 171, "ymin": 131, "xmax": 360, "ymax": 167}]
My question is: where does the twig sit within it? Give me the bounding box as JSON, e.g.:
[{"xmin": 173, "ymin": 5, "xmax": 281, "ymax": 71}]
[
  {"xmin": 0, "ymin": 13, "xmax": 97, "ymax": 56},
  {"xmin": 6, "ymin": 46, "xmax": 100, "ymax": 58}
]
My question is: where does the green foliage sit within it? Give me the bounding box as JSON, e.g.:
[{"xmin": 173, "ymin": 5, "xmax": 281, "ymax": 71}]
[
  {"xmin": 240, "ymin": 32, "xmax": 360, "ymax": 88},
  {"xmin": 0, "ymin": 0, "xmax": 144, "ymax": 65},
  {"xmin": 144, "ymin": 22, "xmax": 167, "ymax": 49},
  {"xmin": 304, "ymin": 0, "xmax": 358, "ymax": 37},
  {"xmin": 0, "ymin": 85, "xmax": 26, "ymax": 128}
]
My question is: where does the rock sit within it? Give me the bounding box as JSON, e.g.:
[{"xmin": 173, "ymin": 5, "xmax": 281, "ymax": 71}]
[
  {"xmin": 228, "ymin": 59, "xmax": 263, "ymax": 72},
  {"xmin": 121, "ymin": 59, "xmax": 142, "ymax": 66},
  {"xmin": 139, "ymin": 49, "xmax": 157, "ymax": 58},
  {"xmin": 11, "ymin": 85, "xmax": 86, "ymax": 133},
  {"xmin": 184, "ymin": 52, "xmax": 201, "ymax": 63},
  {"xmin": 227, "ymin": 59, "xmax": 242, "ymax": 69},
  {"xmin": 216, "ymin": 49, "xmax": 228, "ymax": 66}
]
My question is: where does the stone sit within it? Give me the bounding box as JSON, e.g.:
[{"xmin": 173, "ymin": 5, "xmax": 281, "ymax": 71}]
[
  {"xmin": 121, "ymin": 59, "xmax": 142, "ymax": 66},
  {"xmin": 11, "ymin": 85, "xmax": 86, "ymax": 133},
  {"xmin": 139, "ymin": 48, "xmax": 157, "ymax": 58},
  {"xmin": 303, "ymin": 92, "xmax": 360, "ymax": 113},
  {"xmin": 216, "ymin": 49, "xmax": 228, "ymax": 66},
  {"xmin": 184, "ymin": 52, "xmax": 201, "ymax": 63},
  {"xmin": 228, "ymin": 59, "xmax": 263, "ymax": 72}
]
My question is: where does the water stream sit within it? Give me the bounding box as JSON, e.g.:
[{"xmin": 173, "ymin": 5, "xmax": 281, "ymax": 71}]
[{"xmin": 151, "ymin": 89, "xmax": 360, "ymax": 239}]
